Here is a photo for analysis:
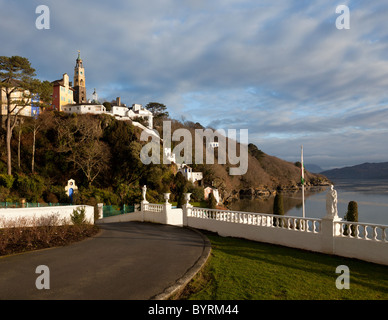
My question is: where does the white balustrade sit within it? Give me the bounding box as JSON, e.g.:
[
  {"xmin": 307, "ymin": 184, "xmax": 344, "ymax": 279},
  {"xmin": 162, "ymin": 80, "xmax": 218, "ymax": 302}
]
[
  {"xmin": 336, "ymin": 221, "xmax": 387, "ymax": 242},
  {"xmin": 144, "ymin": 203, "xmax": 163, "ymax": 213},
  {"xmin": 189, "ymin": 207, "xmax": 321, "ymax": 234},
  {"xmin": 142, "ymin": 204, "xmax": 386, "ymax": 246}
]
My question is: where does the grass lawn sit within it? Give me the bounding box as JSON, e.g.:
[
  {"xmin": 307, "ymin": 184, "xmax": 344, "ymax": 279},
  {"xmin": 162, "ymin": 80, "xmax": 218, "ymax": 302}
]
[{"xmin": 179, "ymin": 232, "xmax": 388, "ymax": 300}]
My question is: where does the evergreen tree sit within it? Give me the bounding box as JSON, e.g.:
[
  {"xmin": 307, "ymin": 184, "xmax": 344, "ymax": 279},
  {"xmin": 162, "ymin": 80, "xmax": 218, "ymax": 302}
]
[
  {"xmin": 273, "ymin": 192, "xmax": 284, "ymax": 215},
  {"xmin": 208, "ymin": 192, "xmax": 217, "ymax": 209},
  {"xmin": 344, "ymin": 201, "xmax": 358, "ymax": 236},
  {"xmin": 273, "ymin": 191, "xmax": 284, "ymax": 227}
]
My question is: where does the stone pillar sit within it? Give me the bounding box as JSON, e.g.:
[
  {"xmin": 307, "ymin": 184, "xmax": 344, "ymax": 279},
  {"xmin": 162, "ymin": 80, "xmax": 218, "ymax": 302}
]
[
  {"xmin": 182, "ymin": 193, "xmax": 193, "ymax": 227},
  {"xmin": 162, "ymin": 193, "xmax": 171, "ymax": 224},
  {"xmin": 321, "ymin": 216, "xmax": 342, "ymax": 254},
  {"xmin": 96, "ymin": 203, "xmax": 104, "ymax": 219},
  {"xmin": 320, "ymin": 184, "xmax": 342, "ymax": 253},
  {"xmin": 141, "ymin": 185, "xmax": 149, "ymax": 221}
]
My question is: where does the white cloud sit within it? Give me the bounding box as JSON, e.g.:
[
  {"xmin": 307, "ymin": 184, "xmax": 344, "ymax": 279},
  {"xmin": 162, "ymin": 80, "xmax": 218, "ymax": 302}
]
[{"xmin": 1, "ymin": 0, "xmax": 388, "ymax": 168}]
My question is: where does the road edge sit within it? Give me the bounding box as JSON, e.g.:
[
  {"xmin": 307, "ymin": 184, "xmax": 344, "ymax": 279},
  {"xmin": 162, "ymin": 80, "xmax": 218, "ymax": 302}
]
[{"xmin": 150, "ymin": 227, "xmax": 212, "ymax": 300}]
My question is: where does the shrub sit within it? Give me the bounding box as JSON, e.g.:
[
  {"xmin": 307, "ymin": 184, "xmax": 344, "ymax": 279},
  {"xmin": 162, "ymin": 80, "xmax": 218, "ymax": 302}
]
[
  {"xmin": 208, "ymin": 192, "xmax": 217, "ymax": 209},
  {"xmin": 74, "ymin": 187, "xmax": 120, "ymax": 206},
  {"xmin": 344, "ymin": 201, "xmax": 358, "ymax": 236},
  {"xmin": 273, "ymin": 192, "xmax": 285, "ymax": 227},
  {"xmin": 345, "ymin": 201, "xmax": 358, "ymax": 222},
  {"xmin": 14, "ymin": 173, "xmax": 45, "ymax": 202},
  {"xmin": 0, "ymin": 186, "xmax": 10, "ymax": 202},
  {"xmin": 70, "ymin": 207, "xmax": 86, "ymax": 225},
  {"xmin": 116, "ymin": 183, "xmax": 142, "ymax": 206},
  {"xmin": 273, "ymin": 192, "xmax": 284, "ymax": 215},
  {"xmin": 188, "ymin": 185, "xmax": 204, "ymax": 202},
  {"xmin": 46, "ymin": 185, "xmax": 70, "ymax": 203},
  {"xmin": 0, "ymin": 174, "xmax": 15, "ymax": 189}
]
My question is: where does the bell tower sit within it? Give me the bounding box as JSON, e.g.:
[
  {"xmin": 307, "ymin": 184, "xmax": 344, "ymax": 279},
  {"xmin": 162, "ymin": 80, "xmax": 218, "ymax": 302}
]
[{"xmin": 73, "ymin": 50, "xmax": 86, "ymax": 104}]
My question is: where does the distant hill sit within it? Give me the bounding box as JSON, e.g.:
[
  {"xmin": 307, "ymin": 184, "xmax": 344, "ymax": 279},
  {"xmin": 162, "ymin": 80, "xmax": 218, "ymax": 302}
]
[
  {"xmin": 202, "ymin": 143, "xmax": 331, "ymax": 203},
  {"xmin": 305, "ymin": 164, "xmax": 323, "ymax": 173},
  {"xmin": 321, "ymin": 162, "xmax": 388, "ymax": 179}
]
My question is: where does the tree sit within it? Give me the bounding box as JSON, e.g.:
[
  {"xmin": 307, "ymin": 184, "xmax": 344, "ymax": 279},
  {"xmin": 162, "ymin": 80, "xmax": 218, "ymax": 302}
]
[
  {"xmin": 16, "ymin": 118, "xmax": 25, "ymax": 169},
  {"xmin": 273, "ymin": 191, "xmax": 284, "ymax": 227},
  {"xmin": 0, "ymin": 56, "xmax": 51, "ymax": 175},
  {"xmin": 344, "ymin": 201, "xmax": 358, "ymax": 236},
  {"xmin": 145, "ymin": 102, "xmax": 169, "ymax": 118},
  {"xmin": 103, "ymin": 101, "xmax": 112, "ymax": 112},
  {"xmin": 173, "ymin": 171, "xmax": 190, "ymax": 208},
  {"xmin": 145, "ymin": 102, "xmax": 169, "ymax": 127},
  {"xmin": 273, "ymin": 192, "xmax": 284, "ymax": 215},
  {"xmin": 56, "ymin": 114, "xmax": 111, "ymax": 187},
  {"xmin": 29, "ymin": 108, "xmax": 53, "ymax": 174},
  {"xmin": 208, "ymin": 192, "xmax": 217, "ymax": 209}
]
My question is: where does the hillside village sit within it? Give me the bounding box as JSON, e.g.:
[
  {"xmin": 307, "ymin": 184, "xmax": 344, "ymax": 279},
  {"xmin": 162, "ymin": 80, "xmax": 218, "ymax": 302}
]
[
  {"xmin": 0, "ymin": 53, "xmax": 330, "ymax": 208},
  {"xmin": 0, "ymin": 53, "xmax": 225, "ymax": 205}
]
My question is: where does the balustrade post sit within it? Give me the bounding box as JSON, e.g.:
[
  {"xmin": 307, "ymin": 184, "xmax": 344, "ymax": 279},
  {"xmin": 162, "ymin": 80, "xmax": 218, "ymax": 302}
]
[
  {"xmin": 182, "ymin": 193, "xmax": 193, "ymax": 227},
  {"xmin": 141, "ymin": 185, "xmax": 149, "ymax": 221},
  {"xmin": 163, "ymin": 193, "xmax": 172, "ymax": 225},
  {"xmin": 96, "ymin": 203, "xmax": 104, "ymax": 219},
  {"xmin": 321, "ymin": 215, "xmax": 342, "ymax": 254},
  {"xmin": 373, "ymin": 226, "xmax": 378, "ymax": 241}
]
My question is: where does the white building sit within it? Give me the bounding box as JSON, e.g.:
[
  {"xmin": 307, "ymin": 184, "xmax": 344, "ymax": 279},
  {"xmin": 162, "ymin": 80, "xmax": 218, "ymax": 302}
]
[
  {"xmin": 61, "ymin": 100, "xmax": 154, "ymax": 129},
  {"xmin": 62, "ymin": 104, "xmax": 106, "ymax": 115},
  {"xmin": 109, "ymin": 102, "xmax": 153, "ymax": 129},
  {"xmin": 164, "ymin": 147, "xmax": 176, "ymax": 163},
  {"xmin": 0, "ymin": 87, "xmax": 41, "ymax": 118},
  {"xmin": 179, "ymin": 164, "xmax": 203, "ymax": 185},
  {"xmin": 208, "ymin": 142, "xmax": 219, "ymax": 148}
]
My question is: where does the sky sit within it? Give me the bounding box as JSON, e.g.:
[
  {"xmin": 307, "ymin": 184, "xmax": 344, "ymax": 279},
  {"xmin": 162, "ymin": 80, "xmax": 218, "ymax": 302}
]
[{"xmin": 1, "ymin": 0, "xmax": 388, "ymax": 170}]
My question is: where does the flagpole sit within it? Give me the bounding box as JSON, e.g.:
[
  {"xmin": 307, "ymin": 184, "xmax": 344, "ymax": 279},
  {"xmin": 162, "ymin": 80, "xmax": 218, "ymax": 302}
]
[{"xmin": 301, "ymin": 145, "xmax": 305, "ymax": 218}]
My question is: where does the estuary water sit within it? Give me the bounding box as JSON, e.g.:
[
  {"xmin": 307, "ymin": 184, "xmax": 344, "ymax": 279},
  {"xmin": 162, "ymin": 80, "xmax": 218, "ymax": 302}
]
[{"xmin": 228, "ymin": 179, "xmax": 388, "ymax": 226}]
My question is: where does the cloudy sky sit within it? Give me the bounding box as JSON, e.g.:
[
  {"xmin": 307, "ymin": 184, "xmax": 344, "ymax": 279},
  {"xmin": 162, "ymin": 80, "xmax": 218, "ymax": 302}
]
[{"xmin": 1, "ymin": 0, "xmax": 388, "ymax": 170}]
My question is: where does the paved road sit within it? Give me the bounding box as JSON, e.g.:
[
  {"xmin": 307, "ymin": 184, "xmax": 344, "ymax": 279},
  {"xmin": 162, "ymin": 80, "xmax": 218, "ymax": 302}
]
[{"xmin": 0, "ymin": 221, "xmax": 208, "ymax": 300}]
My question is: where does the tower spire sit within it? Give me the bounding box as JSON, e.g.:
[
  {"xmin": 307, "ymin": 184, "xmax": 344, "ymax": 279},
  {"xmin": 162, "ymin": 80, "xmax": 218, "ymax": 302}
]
[{"xmin": 73, "ymin": 51, "xmax": 86, "ymax": 104}]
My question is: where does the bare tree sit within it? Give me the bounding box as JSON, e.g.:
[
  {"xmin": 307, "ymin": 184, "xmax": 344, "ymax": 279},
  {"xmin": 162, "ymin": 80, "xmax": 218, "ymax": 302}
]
[{"xmin": 56, "ymin": 114, "xmax": 110, "ymax": 186}]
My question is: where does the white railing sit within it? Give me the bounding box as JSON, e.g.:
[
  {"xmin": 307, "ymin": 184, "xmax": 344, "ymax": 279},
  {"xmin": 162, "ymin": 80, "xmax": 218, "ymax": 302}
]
[
  {"xmin": 189, "ymin": 208, "xmax": 321, "ymax": 234},
  {"xmin": 101, "ymin": 196, "xmax": 388, "ymax": 265},
  {"xmin": 144, "ymin": 203, "xmax": 164, "ymax": 213},
  {"xmin": 335, "ymin": 221, "xmax": 388, "ymax": 242}
]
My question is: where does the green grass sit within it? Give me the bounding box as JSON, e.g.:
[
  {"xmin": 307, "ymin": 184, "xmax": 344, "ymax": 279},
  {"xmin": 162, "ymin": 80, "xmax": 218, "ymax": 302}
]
[{"xmin": 180, "ymin": 232, "xmax": 388, "ymax": 300}]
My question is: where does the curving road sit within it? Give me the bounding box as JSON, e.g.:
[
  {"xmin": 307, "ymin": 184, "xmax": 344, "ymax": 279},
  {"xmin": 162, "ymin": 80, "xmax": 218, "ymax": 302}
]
[{"xmin": 0, "ymin": 221, "xmax": 209, "ymax": 300}]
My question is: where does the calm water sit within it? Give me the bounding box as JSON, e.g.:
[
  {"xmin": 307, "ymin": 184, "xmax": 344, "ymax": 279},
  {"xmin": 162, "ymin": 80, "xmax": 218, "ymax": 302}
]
[{"xmin": 229, "ymin": 179, "xmax": 388, "ymax": 226}]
